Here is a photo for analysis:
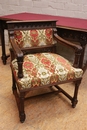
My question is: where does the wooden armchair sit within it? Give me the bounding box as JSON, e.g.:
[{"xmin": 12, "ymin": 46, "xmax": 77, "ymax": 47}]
[{"xmin": 7, "ymin": 20, "xmax": 83, "ymax": 123}]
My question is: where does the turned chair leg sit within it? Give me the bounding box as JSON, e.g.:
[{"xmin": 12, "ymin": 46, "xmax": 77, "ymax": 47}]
[
  {"xmin": 12, "ymin": 70, "xmax": 26, "ymax": 122},
  {"xmin": 19, "ymin": 92, "xmax": 26, "ymax": 123},
  {"xmin": 11, "ymin": 71, "xmax": 16, "ymax": 93},
  {"xmin": 72, "ymin": 80, "xmax": 81, "ymax": 108}
]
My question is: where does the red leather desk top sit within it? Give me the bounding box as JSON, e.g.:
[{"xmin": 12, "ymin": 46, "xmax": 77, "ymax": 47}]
[{"xmin": 0, "ymin": 12, "xmax": 87, "ymax": 32}]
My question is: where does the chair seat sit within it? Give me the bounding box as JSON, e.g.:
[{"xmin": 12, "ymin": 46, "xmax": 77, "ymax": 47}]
[{"xmin": 11, "ymin": 53, "xmax": 83, "ymax": 89}]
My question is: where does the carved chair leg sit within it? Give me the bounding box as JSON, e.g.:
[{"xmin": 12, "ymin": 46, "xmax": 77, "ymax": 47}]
[
  {"xmin": 11, "ymin": 70, "xmax": 16, "ymax": 94},
  {"xmin": 11, "ymin": 69, "xmax": 26, "ymax": 122},
  {"xmin": 19, "ymin": 92, "xmax": 26, "ymax": 123},
  {"xmin": 72, "ymin": 79, "xmax": 81, "ymax": 108}
]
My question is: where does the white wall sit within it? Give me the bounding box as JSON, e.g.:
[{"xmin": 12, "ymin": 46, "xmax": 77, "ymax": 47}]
[{"xmin": 0, "ymin": 0, "xmax": 87, "ymax": 19}]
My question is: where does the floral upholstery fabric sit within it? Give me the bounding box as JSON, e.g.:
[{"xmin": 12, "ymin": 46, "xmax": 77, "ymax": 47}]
[
  {"xmin": 12, "ymin": 53, "xmax": 83, "ymax": 89},
  {"xmin": 14, "ymin": 28, "xmax": 54, "ymax": 48}
]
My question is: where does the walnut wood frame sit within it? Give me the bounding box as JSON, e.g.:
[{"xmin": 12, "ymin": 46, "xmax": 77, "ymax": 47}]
[{"xmin": 7, "ymin": 20, "xmax": 82, "ymax": 123}]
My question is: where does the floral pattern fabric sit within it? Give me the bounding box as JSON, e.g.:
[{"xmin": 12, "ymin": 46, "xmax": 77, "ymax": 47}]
[
  {"xmin": 12, "ymin": 53, "xmax": 83, "ymax": 89},
  {"xmin": 14, "ymin": 28, "xmax": 54, "ymax": 48}
]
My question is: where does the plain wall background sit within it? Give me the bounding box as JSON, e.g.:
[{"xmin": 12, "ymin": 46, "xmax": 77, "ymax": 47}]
[{"xmin": 0, "ymin": 0, "xmax": 87, "ymax": 19}]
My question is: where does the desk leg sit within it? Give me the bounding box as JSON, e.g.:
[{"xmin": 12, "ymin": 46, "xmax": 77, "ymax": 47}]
[
  {"xmin": 0, "ymin": 27, "xmax": 7, "ymax": 64},
  {"xmin": 0, "ymin": 21, "xmax": 10, "ymax": 65},
  {"xmin": 80, "ymin": 38, "xmax": 87, "ymax": 72},
  {"xmin": 79, "ymin": 44, "xmax": 85, "ymax": 68}
]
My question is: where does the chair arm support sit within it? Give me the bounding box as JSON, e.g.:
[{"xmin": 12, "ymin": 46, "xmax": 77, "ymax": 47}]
[
  {"xmin": 54, "ymin": 34, "xmax": 83, "ymax": 68},
  {"xmin": 54, "ymin": 34, "xmax": 82, "ymax": 52},
  {"xmin": 10, "ymin": 38, "xmax": 24, "ymax": 78}
]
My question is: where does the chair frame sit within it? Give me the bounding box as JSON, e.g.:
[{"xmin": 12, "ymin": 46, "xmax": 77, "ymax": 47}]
[{"xmin": 7, "ymin": 20, "xmax": 83, "ymax": 123}]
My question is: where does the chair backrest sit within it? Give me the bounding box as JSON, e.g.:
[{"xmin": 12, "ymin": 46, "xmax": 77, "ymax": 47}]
[
  {"xmin": 14, "ymin": 28, "xmax": 54, "ymax": 48},
  {"xmin": 7, "ymin": 20, "xmax": 57, "ymax": 54}
]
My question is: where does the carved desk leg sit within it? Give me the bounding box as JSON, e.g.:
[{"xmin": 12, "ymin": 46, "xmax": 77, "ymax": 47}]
[
  {"xmin": 79, "ymin": 33, "xmax": 87, "ymax": 71},
  {"xmin": 0, "ymin": 20, "xmax": 10, "ymax": 65},
  {"xmin": 0, "ymin": 20, "xmax": 7, "ymax": 64}
]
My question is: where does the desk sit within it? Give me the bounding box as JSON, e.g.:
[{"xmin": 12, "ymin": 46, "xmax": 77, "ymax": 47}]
[{"xmin": 0, "ymin": 12, "xmax": 87, "ymax": 71}]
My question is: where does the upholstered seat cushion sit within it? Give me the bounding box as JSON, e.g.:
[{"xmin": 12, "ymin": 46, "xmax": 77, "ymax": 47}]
[{"xmin": 11, "ymin": 53, "xmax": 83, "ymax": 89}]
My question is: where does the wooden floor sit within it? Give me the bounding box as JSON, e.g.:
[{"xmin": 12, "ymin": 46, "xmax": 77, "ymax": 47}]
[{"xmin": 0, "ymin": 46, "xmax": 87, "ymax": 130}]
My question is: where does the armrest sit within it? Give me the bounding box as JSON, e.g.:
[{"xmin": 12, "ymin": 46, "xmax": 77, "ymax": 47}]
[
  {"xmin": 10, "ymin": 38, "xmax": 24, "ymax": 78},
  {"xmin": 10, "ymin": 38, "xmax": 23, "ymax": 58},
  {"xmin": 54, "ymin": 33, "xmax": 82, "ymax": 52},
  {"xmin": 54, "ymin": 33, "xmax": 83, "ymax": 68}
]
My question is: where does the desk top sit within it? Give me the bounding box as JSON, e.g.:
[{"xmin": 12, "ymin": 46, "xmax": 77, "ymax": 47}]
[{"xmin": 0, "ymin": 12, "xmax": 87, "ymax": 32}]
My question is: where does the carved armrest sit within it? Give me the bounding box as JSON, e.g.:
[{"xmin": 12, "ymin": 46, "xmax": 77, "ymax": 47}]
[
  {"xmin": 10, "ymin": 38, "xmax": 24, "ymax": 78},
  {"xmin": 54, "ymin": 33, "xmax": 83, "ymax": 68}
]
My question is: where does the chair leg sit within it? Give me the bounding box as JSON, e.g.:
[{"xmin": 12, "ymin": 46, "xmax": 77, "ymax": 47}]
[
  {"xmin": 11, "ymin": 71, "xmax": 16, "ymax": 94},
  {"xmin": 19, "ymin": 92, "xmax": 26, "ymax": 123},
  {"xmin": 72, "ymin": 79, "xmax": 81, "ymax": 108},
  {"xmin": 11, "ymin": 71, "xmax": 26, "ymax": 122},
  {"xmin": 13, "ymin": 87, "xmax": 26, "ymax": 123}
]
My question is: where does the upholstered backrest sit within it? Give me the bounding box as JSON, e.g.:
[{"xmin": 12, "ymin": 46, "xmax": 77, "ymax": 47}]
[{"xmin": 14, "ymin": 28, "xmax": 54, "ymax": 48}]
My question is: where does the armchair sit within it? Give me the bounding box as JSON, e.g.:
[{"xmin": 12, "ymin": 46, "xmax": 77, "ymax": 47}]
[{"xmin": 7, "ymin": 20, "xmax": 83, "ymax": 123}]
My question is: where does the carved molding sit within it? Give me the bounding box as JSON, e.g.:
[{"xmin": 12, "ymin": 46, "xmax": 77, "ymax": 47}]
[
  {"xmin": 57, "ymin": 28, "xmax": 87, "ymax": 46},
  {"xmin": 7, "ymin": 20, "xmax": 57, "ymax": 31}
]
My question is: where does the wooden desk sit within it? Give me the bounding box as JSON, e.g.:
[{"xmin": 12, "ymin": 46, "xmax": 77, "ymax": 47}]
[{"xmin": 0, "ymin": 12, "xmax": 87, "ymax": 71}]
